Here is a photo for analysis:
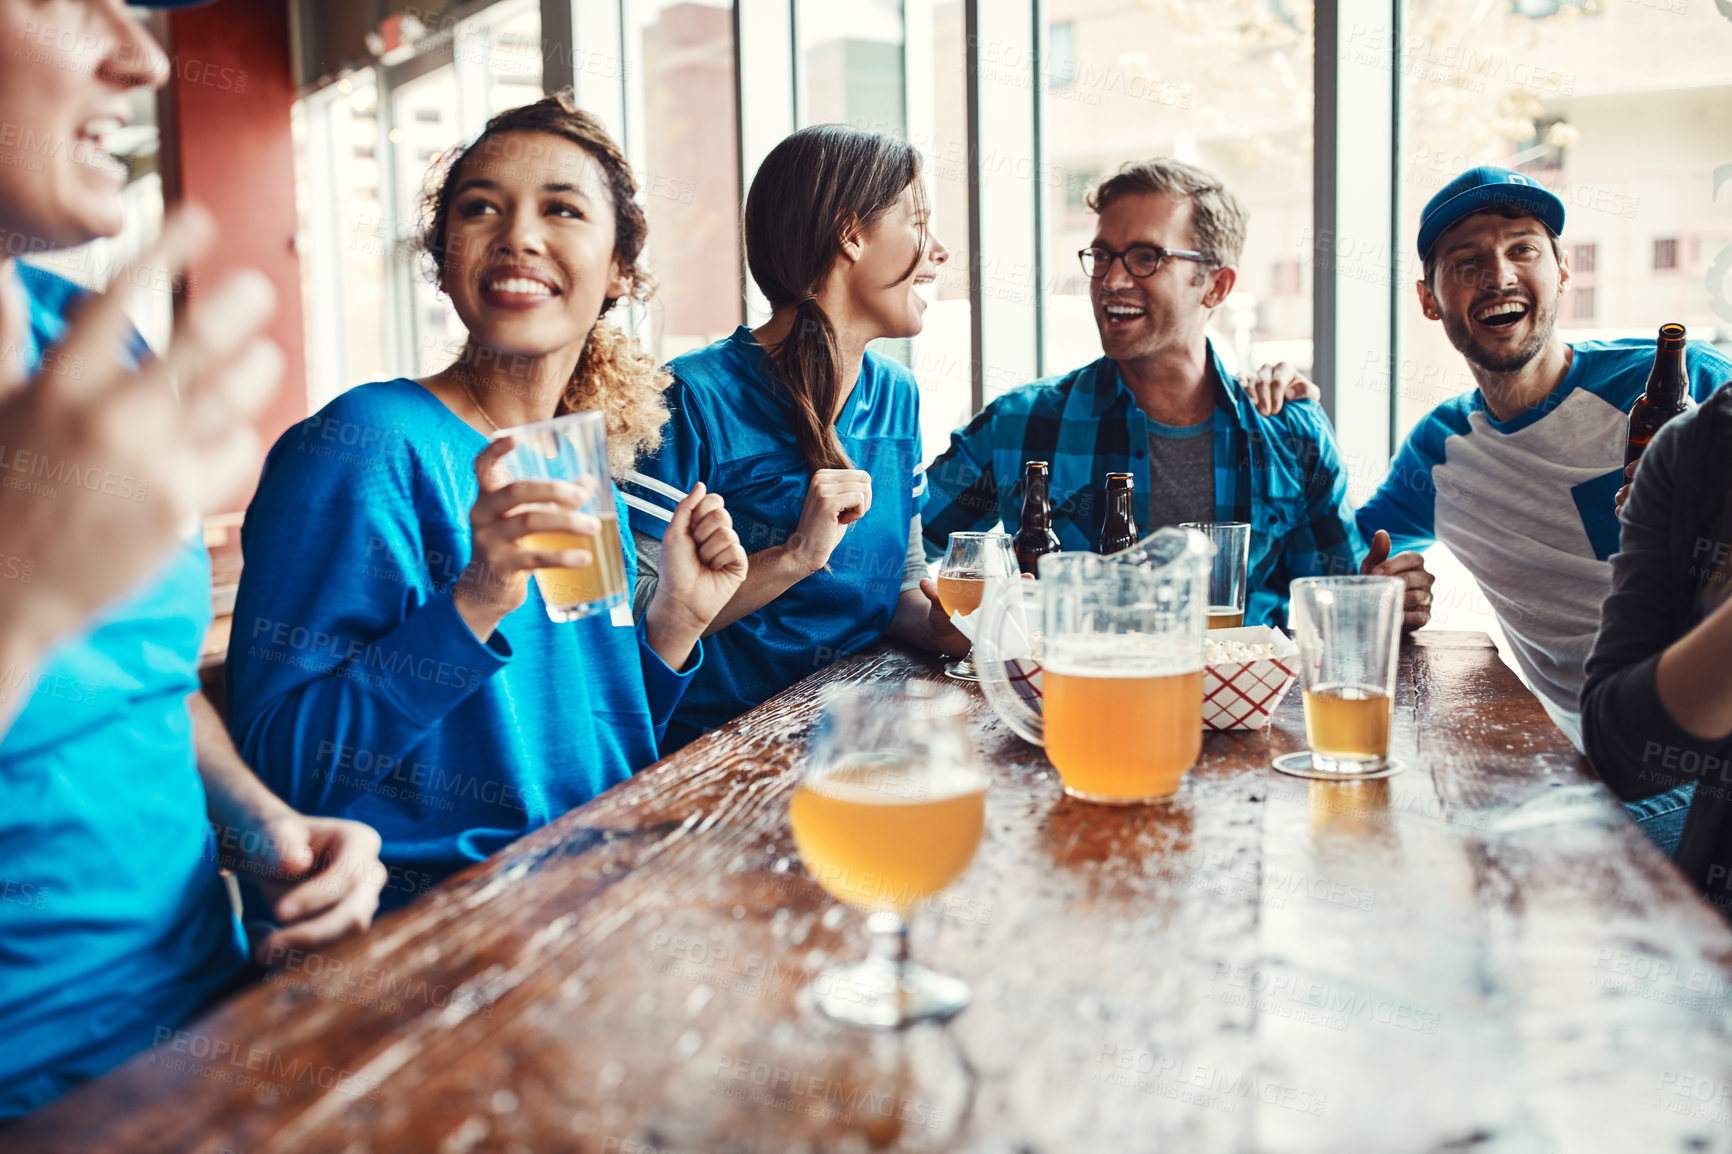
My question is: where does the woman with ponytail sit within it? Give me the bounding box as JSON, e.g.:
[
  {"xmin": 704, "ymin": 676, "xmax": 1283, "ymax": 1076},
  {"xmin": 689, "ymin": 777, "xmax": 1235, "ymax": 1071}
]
[
  {"xmin": 227, "ymin": 94, "xmax": 747, "ymax": 907},
  {"xmin": 621, "ymin": 124, "xmax": 968, "ymax": 750}
]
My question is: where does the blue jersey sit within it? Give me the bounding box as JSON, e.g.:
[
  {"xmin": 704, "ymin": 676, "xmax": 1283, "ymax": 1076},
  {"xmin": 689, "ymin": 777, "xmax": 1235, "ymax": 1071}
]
[
  {"xmin": 1357, "ymin": 338, "xmax": 1732, "ymax": 745},
  {"xmin": 227, "ymin": 381, "xmax": 698, "ymax": 906},
  {"xmin": 0, "ymin": 265, "xmax": 246, "ymax": 1117},
  {"xmin": 621, "ymin": 327, "xmax": 921, "ymax": 748}
]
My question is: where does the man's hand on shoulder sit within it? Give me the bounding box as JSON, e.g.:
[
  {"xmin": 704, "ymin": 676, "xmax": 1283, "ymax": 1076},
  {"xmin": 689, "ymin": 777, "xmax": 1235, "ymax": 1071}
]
[{"xmin": 1241, "ymin": 362, "xmax": 1320, "ymax": 417}]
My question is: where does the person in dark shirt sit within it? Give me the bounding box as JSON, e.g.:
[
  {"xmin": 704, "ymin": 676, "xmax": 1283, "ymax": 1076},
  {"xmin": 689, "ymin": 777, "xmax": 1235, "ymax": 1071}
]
[{"xmin": 1583, "ymin": 381, "xmax": 1732, "ymax": 910}]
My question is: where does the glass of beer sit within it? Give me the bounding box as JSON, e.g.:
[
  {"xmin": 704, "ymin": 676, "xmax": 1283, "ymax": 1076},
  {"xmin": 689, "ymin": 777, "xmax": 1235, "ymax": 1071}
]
[
  {"xmin": 789, "ymin": 680, "xmax": 987, "ymax": 1027},
  {"xmin": 937, "ymin": 531, "xmax": 1017, "ymax": 682},
  {"xmin": 1289, "ymin": 576, "xmax": 1404, "ymax": 774},
  {"xmin": 491, "ymin": 410, "xmax": 628, "ymax": 622},
  {"xmin": 975, "ymin": 531, "xmax": 1213, "ymax": 804},
  {"xmin": 1181, "ymin": 522, "xmax": 1250, "ymax": 629}
]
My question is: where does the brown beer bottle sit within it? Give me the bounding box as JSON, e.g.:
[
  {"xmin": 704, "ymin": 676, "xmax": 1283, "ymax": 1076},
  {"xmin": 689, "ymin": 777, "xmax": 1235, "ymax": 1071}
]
[
  {"xmin": 1013, "ymin": 460, "xmax": 1062, "ymax": 576},
  {"xmin": 1625, "ymin": 323, "xmax": 1690, "ymax": 465},
  {"xmin": 1098, "ymin": 472, "xmax": 1139, "ymax": 555}
]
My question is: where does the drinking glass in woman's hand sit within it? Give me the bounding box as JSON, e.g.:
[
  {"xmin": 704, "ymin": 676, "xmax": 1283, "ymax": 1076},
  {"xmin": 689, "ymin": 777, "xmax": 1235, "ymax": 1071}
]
[{"xmin": 454, "ymin": 435, "xmax": 600, "ymax": 641}]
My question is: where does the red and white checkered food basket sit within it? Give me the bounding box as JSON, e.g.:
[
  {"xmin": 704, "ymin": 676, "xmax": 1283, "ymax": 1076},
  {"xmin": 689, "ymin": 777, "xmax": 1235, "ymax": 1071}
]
[{"xmin": 1200, "ymin": 625, "xmax": 1299, "ymax": 731}]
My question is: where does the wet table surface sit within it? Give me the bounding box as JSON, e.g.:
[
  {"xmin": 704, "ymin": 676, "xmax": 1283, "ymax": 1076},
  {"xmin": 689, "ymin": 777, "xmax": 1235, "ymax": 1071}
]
[{"xmin": 8, "ymin": 630, "xmax": 1732, "ymax": 1154}]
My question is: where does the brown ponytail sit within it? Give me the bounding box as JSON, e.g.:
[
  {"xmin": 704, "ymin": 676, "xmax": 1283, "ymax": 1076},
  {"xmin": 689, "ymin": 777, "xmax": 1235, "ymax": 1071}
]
[{"xmin": 744, "ymin": 125, "xmax": 926, "ymax": 472}]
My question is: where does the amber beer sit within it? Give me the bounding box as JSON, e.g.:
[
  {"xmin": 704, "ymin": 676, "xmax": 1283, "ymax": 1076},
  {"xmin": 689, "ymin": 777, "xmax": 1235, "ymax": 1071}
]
[
  {"xmin": 522, "ymin": 513, "xmax": 629, "ymax": 617},
  {"xmin": 1042, "ymin": 657, "xmax": 1204, "ymax": 802},
  {"xmin": 935, "ymin": 571, "xmax": 987, "ymax": 618},
  {"xmin": 1625, "ymin": 323, "xmax": 1690, "ymax": 465},
  {"xmin": 1207, "ymin": 607, "xmax": 1245, "ymax": 630},
  {"xmin": 1302, "ymin": 684, "xmax": 1392, "ymax": 762},
  {"xmin": 1097, "ymin": 473, "xmax": 1139, "ymax": 555},
  {"xmin": 1013, "ymin": 460, "xmax": 1062, "ymax": 576},
  {"xmin": 790, "ymin": 760, "xmax": 986, "ymax": 914}
]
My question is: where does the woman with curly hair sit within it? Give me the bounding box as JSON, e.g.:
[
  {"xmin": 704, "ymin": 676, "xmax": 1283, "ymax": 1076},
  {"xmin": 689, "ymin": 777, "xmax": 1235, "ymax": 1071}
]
[{"xmin": 227, "ymin": 94, "xmax": 746, "ymax": 907}]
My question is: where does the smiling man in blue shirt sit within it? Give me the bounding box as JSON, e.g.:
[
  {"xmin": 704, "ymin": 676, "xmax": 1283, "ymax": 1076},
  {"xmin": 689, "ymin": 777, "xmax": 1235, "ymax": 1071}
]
[{"xmin": 923, "ymin": 158, "xmax": 1434, "ymax": 628}]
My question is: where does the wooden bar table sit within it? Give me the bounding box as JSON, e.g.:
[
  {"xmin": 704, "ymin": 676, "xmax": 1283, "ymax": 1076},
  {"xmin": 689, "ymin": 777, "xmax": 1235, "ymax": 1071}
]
[{"xmin": 8, "ymin": 631, "xmax": 1732, "ymax": 1153}]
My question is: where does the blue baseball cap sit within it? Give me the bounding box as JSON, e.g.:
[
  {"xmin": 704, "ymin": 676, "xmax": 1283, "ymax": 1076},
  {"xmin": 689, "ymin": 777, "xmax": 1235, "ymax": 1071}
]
[{"xmin": 1417, "ymin": 166, "xmax": 1565, "ymax": 261}]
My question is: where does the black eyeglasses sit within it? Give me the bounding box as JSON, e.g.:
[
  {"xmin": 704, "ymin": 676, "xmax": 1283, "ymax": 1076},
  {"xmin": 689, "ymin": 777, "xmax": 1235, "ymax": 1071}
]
[{"xmin": 1078, "ymin": 244, "xmax": 1216, "ymax": 279}]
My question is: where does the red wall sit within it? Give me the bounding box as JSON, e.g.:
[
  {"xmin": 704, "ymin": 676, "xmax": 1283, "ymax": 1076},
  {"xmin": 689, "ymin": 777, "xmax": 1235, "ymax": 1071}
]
[{"xmin": 157, "ymin": 0, "xmax": 307, "ymax": 516}]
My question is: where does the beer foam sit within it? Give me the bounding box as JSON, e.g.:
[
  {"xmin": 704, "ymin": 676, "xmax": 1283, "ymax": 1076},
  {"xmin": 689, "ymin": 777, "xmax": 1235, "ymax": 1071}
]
[
  {"xmin": 1041, "ymin": 634, "xmax": 1203, "ymax": 678},
  {"xmin": 805, "ymin": 758, "xmax": 987, "ymax": 805}
]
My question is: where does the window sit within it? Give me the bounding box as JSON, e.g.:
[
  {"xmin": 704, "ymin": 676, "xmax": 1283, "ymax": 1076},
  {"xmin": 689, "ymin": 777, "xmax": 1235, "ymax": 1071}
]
[
  {"xmin": 292, "ymin": 0, "xmax": 543, "ymax": 394},
  {"xmin": 1572, "ymin": 242, "xmax": 1595, "ymax": 274},
  {"xmin": 1061, "ymin": 166, "xmax": 1100, "ymax": 217},
  {"xmin": 1572, "ymin": 285, "xmax": 1595, "ymax": 322},
  {"xmin": 1654, "ymin": 237, "xmax": 1678, "ymax": 272},
  {"xmin": 1040, "ymin": 0, "xmax": 1314, "ymax": 383},
  {"xmin": 294, "ymin": 71, "xmax": 388, "ymax": 410},
  {"xmin": 1048, "ymin": 21, "xmax": 1075, "ymax": 86},
  {"xmin": 1272, "ymin": 259, "xmax": 1302, "ymax": 298},
  {"xmin": 628, "ymin": 0, "xmax": 743, "ymax": 362},
  {"xmin": 799, "ymin": 0, "xmax": 906, "ymax": 133}
]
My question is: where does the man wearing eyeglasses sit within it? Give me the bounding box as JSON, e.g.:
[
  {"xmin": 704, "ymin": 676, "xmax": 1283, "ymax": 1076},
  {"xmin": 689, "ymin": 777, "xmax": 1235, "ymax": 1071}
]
[{"xmin": 921, "ymin": 158, "xmax": 1433, "ymax": 628}]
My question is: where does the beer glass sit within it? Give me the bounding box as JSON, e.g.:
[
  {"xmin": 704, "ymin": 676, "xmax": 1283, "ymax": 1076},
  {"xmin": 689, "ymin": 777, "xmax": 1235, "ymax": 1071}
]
[
  {"xmin": 491, "ymin": 410, "xmax": 628, "ymax": 622},
  {"xmin": 1287, "ymin": 576, "xmax": 1404, "ymax": 775},
  {"xmin": 975, "ymin": 529, "xmax": 1212, "ymax": 804},
  {"xmin": 789, "ymin": 680, "xmax": 987, "ymax": 1027},
  {"xmin": 936, "ymin": 531, "xmax": 1017, "ymax": 681},
  {"xmin": 1181, "ymin": 522, "xmax": 1250, "ymax": 629}
]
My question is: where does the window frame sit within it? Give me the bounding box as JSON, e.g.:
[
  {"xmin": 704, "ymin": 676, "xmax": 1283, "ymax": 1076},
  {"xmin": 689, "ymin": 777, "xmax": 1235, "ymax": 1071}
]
[{"xmin": 297, "ymin": 0, "xmax": 1401, "ymax": 463}]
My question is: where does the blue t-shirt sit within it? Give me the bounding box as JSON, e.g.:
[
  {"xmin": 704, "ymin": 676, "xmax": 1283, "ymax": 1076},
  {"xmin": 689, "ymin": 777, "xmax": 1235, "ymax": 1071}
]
[
  {"xmin": 226, "ymin": 380, "xmax": 698, "ymax": 906},
  {"xmin": 621, "ymin": 328, "xmax": 921, "ymax": 748},
  {"xmin": 1357, "ymin": 338, "xmax": 1732, "ymax": 745},
  {"xmin": 0, "ymin": 264, "xmax": 246, "ymax": 1117}
]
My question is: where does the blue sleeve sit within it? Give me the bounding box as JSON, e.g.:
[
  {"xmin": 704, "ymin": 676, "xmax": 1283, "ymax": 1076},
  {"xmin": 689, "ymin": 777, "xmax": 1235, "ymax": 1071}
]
[
  {"xmin": 1686, "ymin": 342, "xmax": 1732, "ymax": 403},
  {"xmin": 226, "ymin": 425, "xmax": 507, "ymax": 817},
  {"xmin": 1356, "ymin": 411, "xmax": 1451, "ymax": 554},
  {"xmin": 920, "ymin": 406, "xmax": 1003, "ymax": 563},
  {"xmin": 622, "ymin": 372, "xmax": 708, "ymax": 544},
  {"xmin": 1291, "ymin": 407, "xmax": 1366, "ymax": 575},
  {"xmin": 635, "ymin": 616, "xmax": 701, "ymax": 744}
]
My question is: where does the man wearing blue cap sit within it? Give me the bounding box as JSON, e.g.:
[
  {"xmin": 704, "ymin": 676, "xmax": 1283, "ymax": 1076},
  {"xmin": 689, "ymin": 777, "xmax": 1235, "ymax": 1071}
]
[
  {"xmin": 1355, "ymin": 166, "xmax": 1731, "ymax": 847},
  {"xmin": 0, "ymin": 0, "xmax": 386, "ymax": 1116}
]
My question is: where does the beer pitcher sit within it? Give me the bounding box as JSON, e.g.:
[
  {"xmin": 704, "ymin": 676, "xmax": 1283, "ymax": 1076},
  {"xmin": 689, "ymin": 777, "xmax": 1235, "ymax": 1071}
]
[{"xmin": 975, "ymin": 528, "xmax": 1213, "ymax": 804}]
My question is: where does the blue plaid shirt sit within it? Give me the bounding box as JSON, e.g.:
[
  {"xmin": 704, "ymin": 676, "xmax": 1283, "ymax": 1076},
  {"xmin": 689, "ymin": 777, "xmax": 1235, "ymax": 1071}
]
[{"xmin": 921, "ymin": 343, "xmax": 1366, "ymax": 626}]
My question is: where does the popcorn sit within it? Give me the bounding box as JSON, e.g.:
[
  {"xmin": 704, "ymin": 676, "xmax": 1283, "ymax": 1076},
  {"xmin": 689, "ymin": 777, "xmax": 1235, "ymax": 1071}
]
[{"xmin": 1205, "ymin": 637, "xmax": 1277, "ymax": 664}]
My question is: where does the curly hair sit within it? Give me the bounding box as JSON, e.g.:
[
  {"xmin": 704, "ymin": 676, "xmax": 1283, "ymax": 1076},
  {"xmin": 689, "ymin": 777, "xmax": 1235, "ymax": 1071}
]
[{"xmin": 420, "ymin": 90, "xmax": 669, "ymax": 473}]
